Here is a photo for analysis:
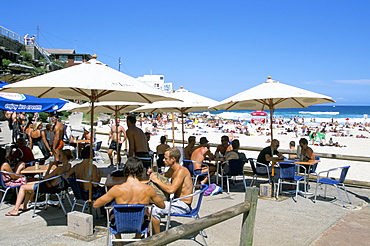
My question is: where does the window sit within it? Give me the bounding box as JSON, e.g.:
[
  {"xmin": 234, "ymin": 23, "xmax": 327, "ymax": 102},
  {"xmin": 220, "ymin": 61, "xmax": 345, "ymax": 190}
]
[
  {"xmin": 160, "ymin": 76, "xmax": 164, "ymax": 80},
  {"xmin": 59, "ymin": 55, "xmax": 68, "ymax": 63},
  {"xmin": 74, "ymin": 55, "xmax": 83, "ymax": 63}
]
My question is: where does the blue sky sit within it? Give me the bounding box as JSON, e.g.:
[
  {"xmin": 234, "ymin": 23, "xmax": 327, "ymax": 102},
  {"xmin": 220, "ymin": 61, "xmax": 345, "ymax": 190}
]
[{"xmin": 2, "ymin": 1, "xmax": 370, "ymax": 105}]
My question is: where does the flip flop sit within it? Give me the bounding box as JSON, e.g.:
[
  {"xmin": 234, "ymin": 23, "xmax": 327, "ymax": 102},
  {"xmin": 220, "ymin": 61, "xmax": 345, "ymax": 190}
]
[{"xmin": 5, "ymin": 212, "xmax": 20, "ymax": 216}]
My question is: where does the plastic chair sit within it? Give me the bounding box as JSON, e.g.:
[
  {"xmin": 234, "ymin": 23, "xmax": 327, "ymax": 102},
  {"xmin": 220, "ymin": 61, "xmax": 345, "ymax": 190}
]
[
  {"xmin": 137, "ymin": 157, "xmax": 153, "ymax": 169},
  {"xmin": 182, "ymin": 159, "xmax": 211, "ymax": 189},
  {"xmin": 166, "ymin": 184, "xmax": 209, "ymax": 246},
  {"xmin": 156, "ymin": 153, "xmax": 165, "ymax": 168},
  {"xmin": 67, "ymin": 178, "xmax": 106, "ymax": 213},
  {"xmin": 314, "ymin": 166, "xmax": 352, "ymax": 207},
  {"xmin": 105, "ymin": 204, "xmax": 151, "ymax": 245},
  {"xmin": 309, "ymin": 156, "xmax": 320, "ymax": 175},
  {"xmin": 276, "ymin": 162, "xmax": 306, "ymax": 202},
  {"xmin": 222, "ymin": 159, "xmax": 247, "ymax": 194},
  {"xmin": 0, "ymin": 170, "xmax": 26, "ymax": 209},
  {"xmin": 32, "ymin": 175, "xmax": 71, "ymax": 218},
  {"xmin": 248, "ymin": 158, "xmax": 271, "ymax": 187},
  {"xmin": 92, "ymin": 141, "xmax": 104, "ymax": 162}
]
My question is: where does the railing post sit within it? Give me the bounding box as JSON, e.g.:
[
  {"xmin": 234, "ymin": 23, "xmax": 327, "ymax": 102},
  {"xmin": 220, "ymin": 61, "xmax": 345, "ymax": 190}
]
[{"xmin": 240, "ymin": 187, "xmax": 259, "ymax": 246}]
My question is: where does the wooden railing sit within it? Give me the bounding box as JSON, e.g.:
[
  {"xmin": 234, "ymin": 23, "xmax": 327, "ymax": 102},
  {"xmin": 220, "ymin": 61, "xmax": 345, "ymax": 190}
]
[{"xmin": 127, "ymin": 187, "xmax": 259, "ymax": 246}]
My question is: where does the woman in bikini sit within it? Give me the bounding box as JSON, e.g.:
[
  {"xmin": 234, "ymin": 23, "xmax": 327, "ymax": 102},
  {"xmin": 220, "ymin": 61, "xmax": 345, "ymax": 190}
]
[{"xmin": 5, "ymin": 149, "xmax": 73, "ymax": 216}]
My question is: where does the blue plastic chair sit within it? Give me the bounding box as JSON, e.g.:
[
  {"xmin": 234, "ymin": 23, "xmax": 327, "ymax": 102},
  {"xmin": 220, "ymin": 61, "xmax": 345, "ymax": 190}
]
[
  {"xmin": 166, "ymin": 184, "xmax": 209, "ymax": 246},
  {"xmin": 92, "ymin": 141, "xmax": 104, "ymax": 162},
  {"xmin": 222, "ymin": 159, "xmax": 247, "ymax": 194},
  {"xmin": 0, "ymin": 170, "xmax": 25, "ymax": 209},
  {"xmin": 182, "ymin": 159, "xmax": 210, "ymax": 189},
  {"xmin": 314, "ymin": 166, "xmax": 352, "ymax": 207},
  {"xmin": 309, "ymin": 156, "xmax": 320, "ymax": 175},
  {"xmin": 106, "ymin": 204, "xmax": 150, "ymax": 245},
  {"xmin": 276, "ymin": 162, "xmax": 306, "ymax": 202},
  {"xmin": 67, "ymin": 178, "xmax": 106, "ymax": 213}
]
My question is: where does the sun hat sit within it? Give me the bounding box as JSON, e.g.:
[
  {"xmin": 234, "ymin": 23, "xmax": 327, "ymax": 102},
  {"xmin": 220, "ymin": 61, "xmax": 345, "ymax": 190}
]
[{"xmin": 199, "ymin": 137, "xmax": 209, "ymax": 144}]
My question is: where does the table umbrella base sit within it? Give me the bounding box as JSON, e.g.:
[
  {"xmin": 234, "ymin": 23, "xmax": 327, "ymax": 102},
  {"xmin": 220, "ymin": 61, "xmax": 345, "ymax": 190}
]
[{"xmin": 259, "ymin": 195, "xmax": 290, "ymax": 202}]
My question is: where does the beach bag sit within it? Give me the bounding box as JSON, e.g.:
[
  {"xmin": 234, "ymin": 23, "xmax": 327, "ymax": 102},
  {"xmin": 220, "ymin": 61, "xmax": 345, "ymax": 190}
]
[
  {"xmin": 148, "ymin": 172, "xmax": 171, "ymax": 201},
  {"xmin": 32, "ymin": 145, "xmax": 44, "ymax": 159},
  {"xmin": 204, "ymin": 183, "xmax": 222, "ymax": 196},
  {"xmin": 36, "ymin": 139, "xmax": 50, "ymax": 159}
]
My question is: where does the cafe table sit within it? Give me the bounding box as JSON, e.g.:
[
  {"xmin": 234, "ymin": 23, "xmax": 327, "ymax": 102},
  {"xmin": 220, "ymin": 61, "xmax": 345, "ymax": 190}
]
[
  {"xmin": 21, "ymin": 165, "xmax": 56, "ymax": 177},
  {"xmin": 202, "ymin": 157, "xmax": 225, "ymax": 185},
  {"xmin": 69, "ymin": 139, "xmax": 90, "ymax": 159}
]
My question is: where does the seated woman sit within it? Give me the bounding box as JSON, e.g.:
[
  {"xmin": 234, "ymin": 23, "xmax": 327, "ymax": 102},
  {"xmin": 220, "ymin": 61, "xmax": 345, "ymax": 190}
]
[
  {"xmin": 298, "ymin": 138, "xmax": 315, "ymax": 173},
  {"xmin": 65, "ymin": 146, "xmax": 104, "ymax": 199},
  {"xmin": 1, "ymin": 156, "xmax": 26, "ymax": 188},
  {"xmin": 156, "ymin": 136, "xmax": 170, "ymax": 169},
  {"xmin": 5, "ymin": 149, "xmax": 73, "ymax": 216}
]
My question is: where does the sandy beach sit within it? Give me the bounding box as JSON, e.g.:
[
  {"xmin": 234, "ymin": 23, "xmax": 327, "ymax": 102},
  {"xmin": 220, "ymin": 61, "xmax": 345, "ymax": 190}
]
[{"xmin": 91, "ymin": 115, "xmax": 370, "ymax": 183}]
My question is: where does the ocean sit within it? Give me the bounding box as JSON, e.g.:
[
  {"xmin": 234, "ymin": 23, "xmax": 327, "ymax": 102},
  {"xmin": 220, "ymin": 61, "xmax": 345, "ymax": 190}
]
[{"xmin": 199, "ymin": 106, "xmax": 370, "ymax": 122}]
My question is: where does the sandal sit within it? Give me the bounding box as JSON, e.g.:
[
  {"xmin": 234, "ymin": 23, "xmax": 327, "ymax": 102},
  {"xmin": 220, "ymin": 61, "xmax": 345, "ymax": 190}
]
[{"xmin": 5, "ymin": 212, "xmax": 20, "ymax": 216}]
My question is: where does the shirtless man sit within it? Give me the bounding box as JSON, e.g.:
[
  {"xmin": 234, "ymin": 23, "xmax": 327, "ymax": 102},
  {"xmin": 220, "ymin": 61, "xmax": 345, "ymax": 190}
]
[
  {"xmin": 126, "ymin": 115, "xmax": 150, "ymax": 167},
  {"xmin": 149, "ymin": 148, "xmax": 193, "ymax": 234},
  {"xmin": 184, "ymin": 136, "xmax": 196, "ymax": 160},
  {"xmin": 215, "ymin": 135, "xmax": 232, "ymax": 156},
  {"xmin": 93, "ymin": 157, "xmax": 164, "ymax": 238},
  {"xmin": 51, "ymin": 115, "xmax": 64, "ymax": 161},
  {"xmin": 107, "ymin": 119, "xmax": 126, "ymax": 167},
  {"xmin": 191, "ymin": 137, "xmax": 216, "ymax": 184}
]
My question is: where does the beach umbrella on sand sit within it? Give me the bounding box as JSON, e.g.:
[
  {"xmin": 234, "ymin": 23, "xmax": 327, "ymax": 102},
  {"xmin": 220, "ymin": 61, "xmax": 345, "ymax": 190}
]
[
  {"xmin": 72, "ymin": 101, "xmax": 146, "ymax": 168},
  {"xmin": 0, "ymin": 55, "xmax": 180, "ymax": 201},
  {"xmin": 133, "ymin": 86, "xmax": 219, "ymax": 148},
  {"xmin": 211, "ymin": 76, "xmax": 335, "ymax": 139},
  {"xmin": 251, "ymin": 110, "xmax": 268, "ymax": 116}
]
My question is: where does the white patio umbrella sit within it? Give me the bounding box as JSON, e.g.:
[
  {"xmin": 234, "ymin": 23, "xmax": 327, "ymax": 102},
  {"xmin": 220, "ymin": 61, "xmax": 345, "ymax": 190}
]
[
  {"xmin": 211, "ymin": 76, "xmax": 335, "ymax": 139},
  {"xmin": 133, "ymin": 86, "xmax": 219, "ymax": 147},
  {"xmin": 0, "ymin": 55, "xmax": 180, "ymax": 200},
  {"xmin": 211, "ymin": 76, "xmax": 335, "ymax": 195},
  {"xmin": 73, "ymin": 101, "xmax": 146, "ymax": 168}
]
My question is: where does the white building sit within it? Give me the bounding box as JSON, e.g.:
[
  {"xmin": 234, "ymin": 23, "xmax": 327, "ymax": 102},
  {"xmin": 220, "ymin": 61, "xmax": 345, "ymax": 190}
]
[{"xmin": 136, "ymin": 74, "xmax": 173, "ymax": 93}]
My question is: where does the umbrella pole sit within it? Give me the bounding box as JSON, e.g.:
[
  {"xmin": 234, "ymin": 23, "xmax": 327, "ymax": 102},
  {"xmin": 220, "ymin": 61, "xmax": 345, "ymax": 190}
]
[
  {"xmin": 182, "ymin": 112, "xmax": 185, "ymax": 149},
  {"xmin": 88, "ymin": 95, "xmax": 95, "ymax": 202},
  {"xmin": 172, "ymin": 112, "xmax": 175, "ymax": 147},
  {"xmin": 269, "ymin": 104, "xmax": 275, "ymax": 198},
  {"xmin": 115, "ymin": 108, "xmax": 120, "ymax": 170}
]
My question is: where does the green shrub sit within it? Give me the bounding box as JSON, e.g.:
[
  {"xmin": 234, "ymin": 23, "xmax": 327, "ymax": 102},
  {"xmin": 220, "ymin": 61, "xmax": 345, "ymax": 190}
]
[
  {"xmin": 20, "ymin": 50, "xmax": 33, "ymax": 61},
  {"xmin": 38, "ymin": 112, "xmax": 48, "ymax": 122},
  {"xmin": 2, "ymin": 58, "xmax": 12, "ymax": 67}
]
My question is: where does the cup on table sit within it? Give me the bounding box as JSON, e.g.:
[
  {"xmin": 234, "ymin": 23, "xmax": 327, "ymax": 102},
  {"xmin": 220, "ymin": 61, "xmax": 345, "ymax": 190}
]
[{"xmin": 35, "ymin": 162, "xmax": 40, "ymax": 170}]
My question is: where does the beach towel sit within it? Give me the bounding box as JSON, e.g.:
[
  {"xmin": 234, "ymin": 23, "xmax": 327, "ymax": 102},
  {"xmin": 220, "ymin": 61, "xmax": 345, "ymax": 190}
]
[{"xmin": 204, "ymin": 183, "xmax": 222, "ymax": 196}]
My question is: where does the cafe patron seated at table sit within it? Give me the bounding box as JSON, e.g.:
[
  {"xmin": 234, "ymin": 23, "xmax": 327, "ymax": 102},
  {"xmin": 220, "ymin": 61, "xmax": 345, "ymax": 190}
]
[{"xmin": 5, "ymin": 149, "xmax": 73, "ymax": 216}]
